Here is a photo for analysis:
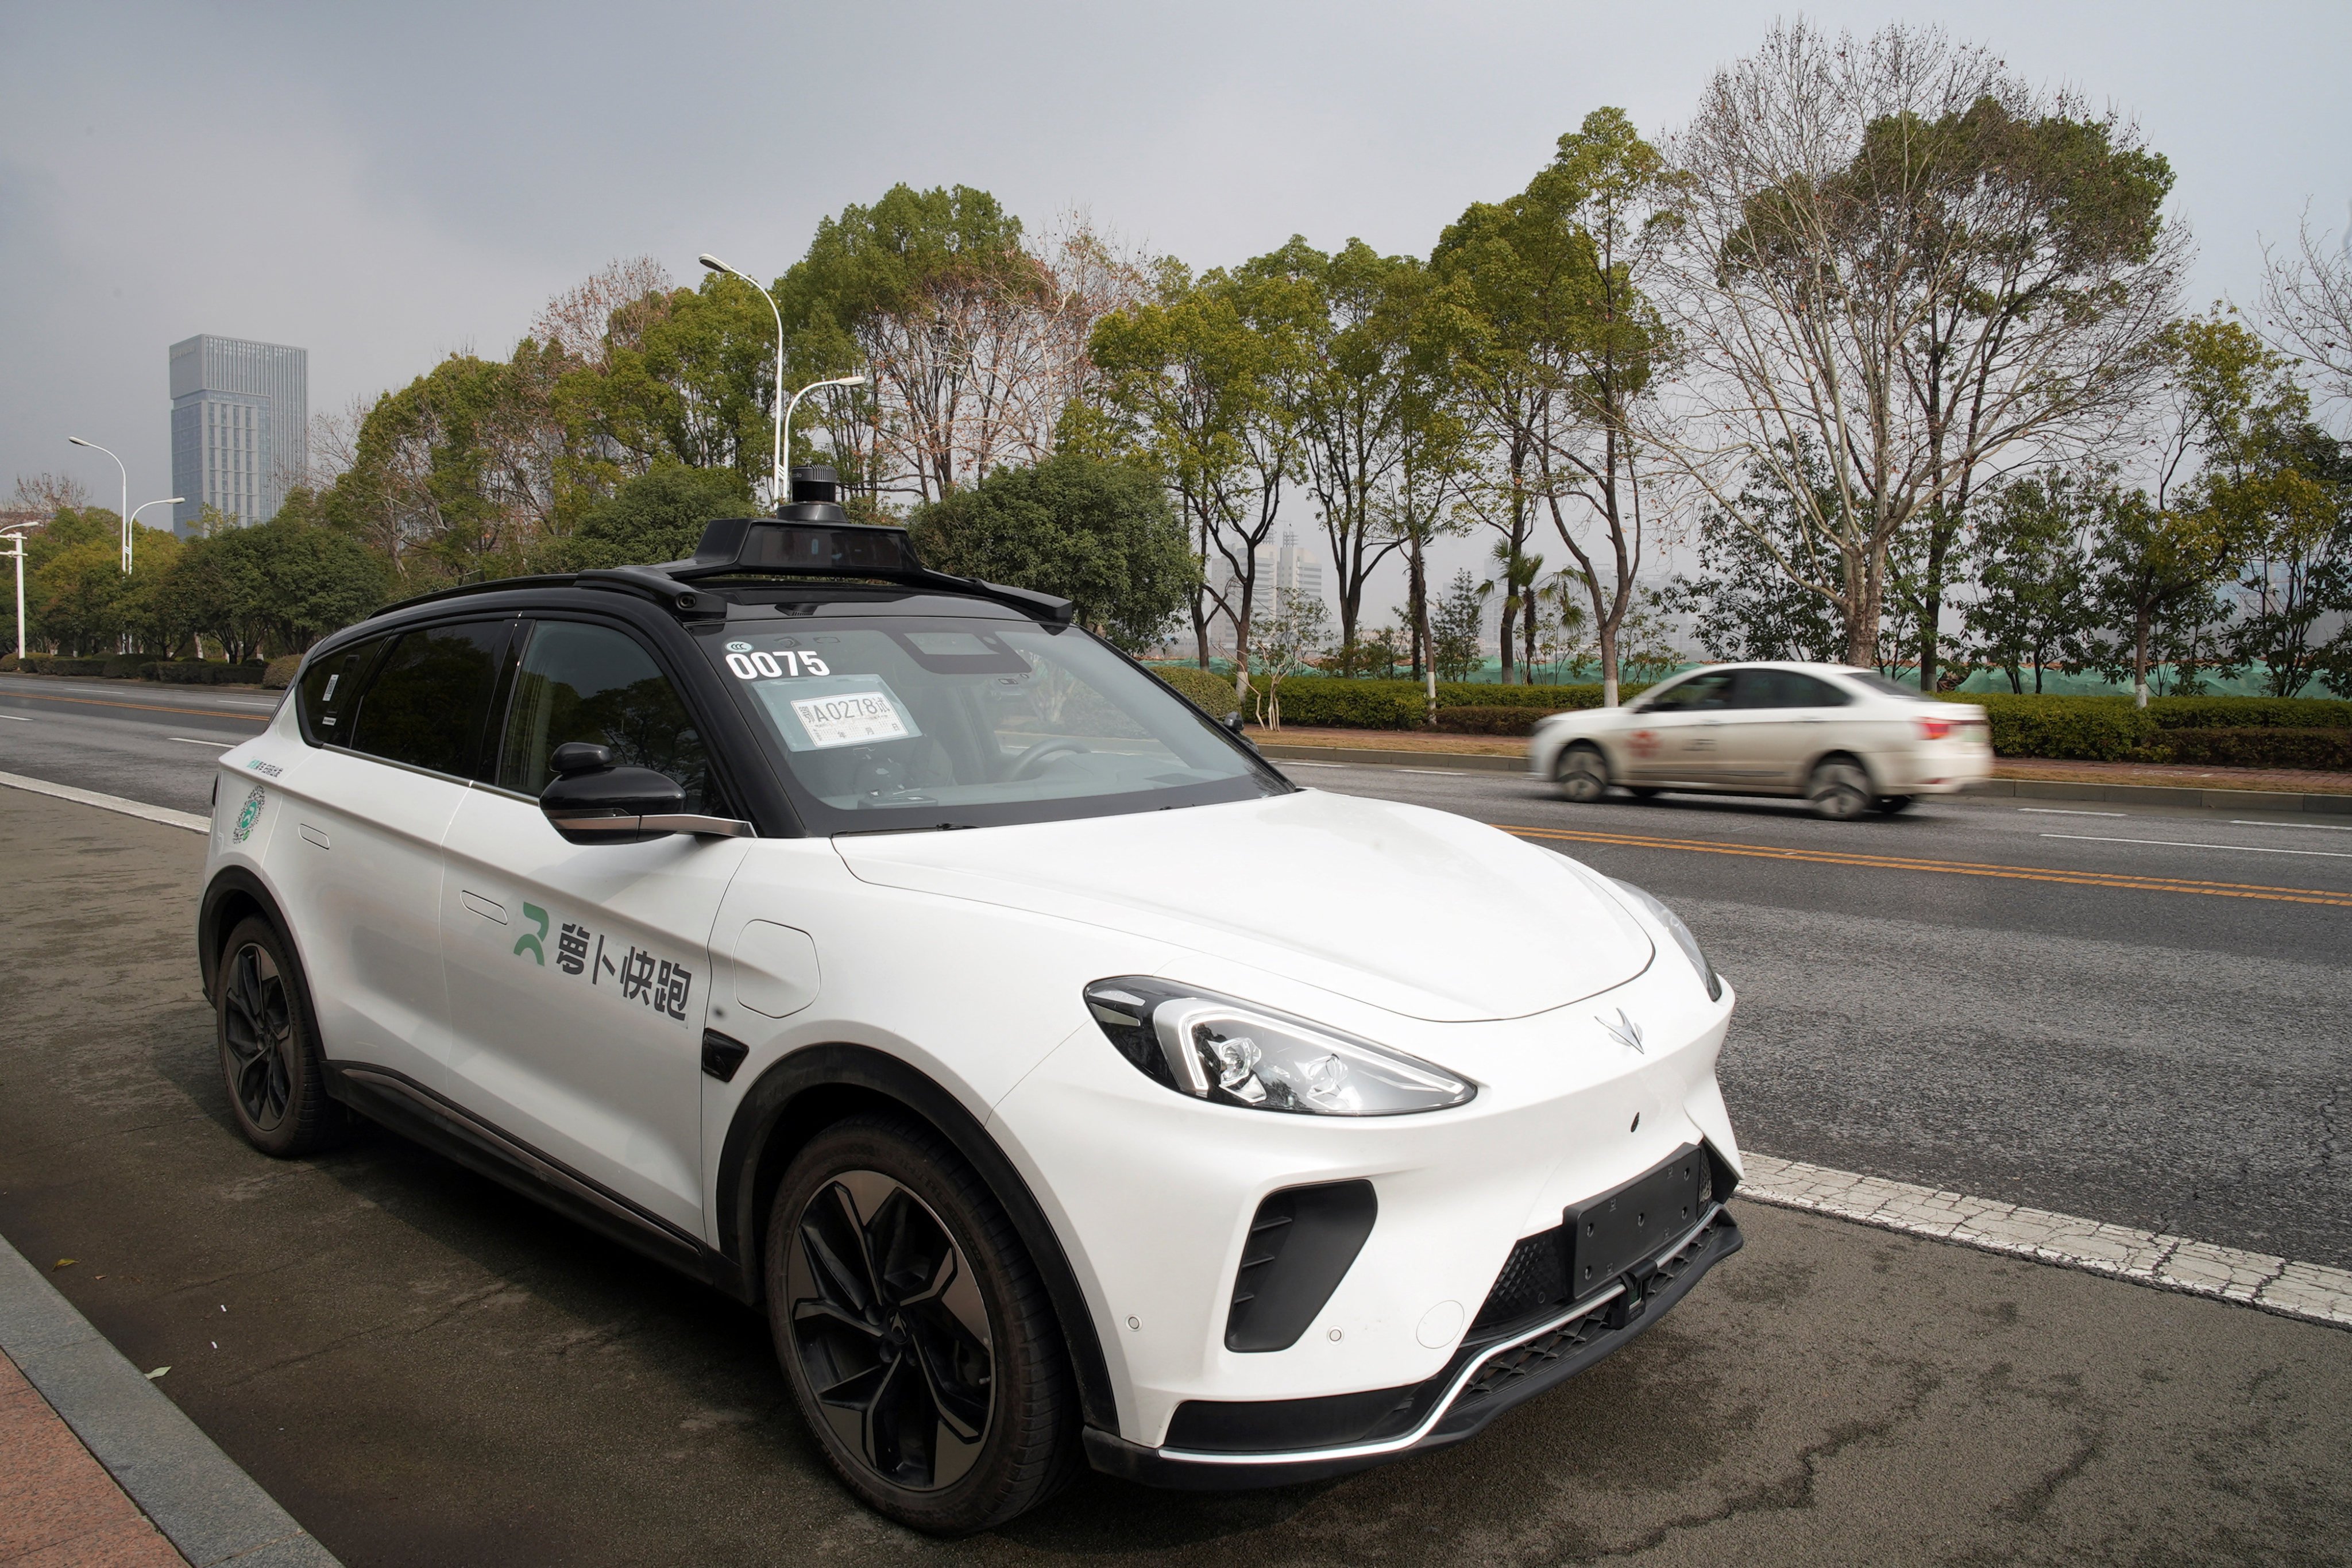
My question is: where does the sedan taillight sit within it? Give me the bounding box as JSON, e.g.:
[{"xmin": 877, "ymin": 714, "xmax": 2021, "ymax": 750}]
[{"xmin": 1918, "ymin": 719, "xmax": 1954, "ymax": 741}]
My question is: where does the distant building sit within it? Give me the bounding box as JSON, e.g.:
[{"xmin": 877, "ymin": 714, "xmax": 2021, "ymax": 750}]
[
  {"xmin": 169, "ymin": 335, "xmax": 307, "ymax": 533},
  {"xmin": 1210, "ymin": 530, "xmax": 1326, "ymax": 645}
]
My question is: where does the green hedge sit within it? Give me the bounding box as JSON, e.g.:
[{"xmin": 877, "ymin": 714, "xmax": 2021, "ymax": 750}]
[
  {"xmin": 2146, "ymin": 728, "xmax": 2352, "ymax": 770},
  {"xmin": 1932, "ymin": 694, "xmax": 2157, "ymax": 760},
  {"xmin": 1149, "ymin": 665, "xmax": 1240, "ymax": 717},
  {"xmin": 2146, "ymin": 696, "xmax": 2352, "ymax": 730},
  {"xmin": 1253, "ymin": 677, "xmax": 1652, "ymax": 729},
  {"xmin": 264, "ymin": 655, "xmax": 302, "ymax": 690},
  {"xmin": 148, "ymin": 659, "xmax": 268, "ymax": 685},
  {"xmin": 20, "ymin": 655, "xmax": 109, "ymax": 676},
  {"xmin": 1434, "ymin": 706, "xmax": 1544, "ymax": 736}
]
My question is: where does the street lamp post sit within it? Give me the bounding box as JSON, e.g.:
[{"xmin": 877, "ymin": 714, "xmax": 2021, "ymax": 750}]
[
  {"xmin": 126, "ymin": 499, "xmax": 184, "ymax": 570},
  {"xmin": 66, "ymin": 437, "xmax": 130, "ymax": 572},
  {"xmin": 1, "ymin": 523, "xmax": 36, "ymax": 662},
  {"xmin": 697, "ymin": 253, "xmax": 867, "ymax": 508}
]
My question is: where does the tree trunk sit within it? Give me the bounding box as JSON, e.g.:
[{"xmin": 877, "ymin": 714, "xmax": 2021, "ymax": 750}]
[
  {"xmin": 2133, "ymin": 612, "xmax": 2150, "ymax": 708},
  {"xmin": 1598, "ymin": 617, "xmax": 1620, "ymax": 707}
]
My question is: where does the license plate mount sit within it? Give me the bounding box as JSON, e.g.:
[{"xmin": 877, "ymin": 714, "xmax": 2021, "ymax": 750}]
[{"xmin": 1561, "ymin": 1145, "xmax": 1706, "ymax": 1300}]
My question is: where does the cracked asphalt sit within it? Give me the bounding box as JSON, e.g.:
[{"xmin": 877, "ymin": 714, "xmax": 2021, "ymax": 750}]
[{"xmin": 5, "ymin": 784, "xmax": 2352, "ymax": 1562}]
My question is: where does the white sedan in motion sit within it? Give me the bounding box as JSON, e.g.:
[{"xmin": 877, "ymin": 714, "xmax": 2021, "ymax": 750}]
[{"xmin": 1529, "ymin": 662, "xmax": 1992, "ymax": 818}]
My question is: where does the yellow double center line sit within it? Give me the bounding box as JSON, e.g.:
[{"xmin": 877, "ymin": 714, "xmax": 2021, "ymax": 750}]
[{"xmin": 1503, "ymin": 823, "xmax": 2352, "ymax": 909}]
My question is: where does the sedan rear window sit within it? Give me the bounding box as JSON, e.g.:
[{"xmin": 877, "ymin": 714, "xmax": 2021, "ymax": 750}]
[{"xmin": 1845, "ymin": 671, "xmax": 1930, "ymax": 700}]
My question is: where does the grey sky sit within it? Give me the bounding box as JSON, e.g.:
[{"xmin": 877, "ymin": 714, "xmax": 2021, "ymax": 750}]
[{"xmin": 6, "ymin": 0, "xmax": 2347, "ymax": 621}]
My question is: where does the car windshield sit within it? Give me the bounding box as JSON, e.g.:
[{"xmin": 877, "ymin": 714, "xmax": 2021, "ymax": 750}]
[{"xmin": 699, "ymin": 616, "xmax": 1287, "ymax": 832}]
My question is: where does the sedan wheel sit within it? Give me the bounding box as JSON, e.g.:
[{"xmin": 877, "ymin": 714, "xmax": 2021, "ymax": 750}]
[
  {"xmin": 215, "ymin": 916, "xmax": 345, "ymax": 1157},
  {"xmin": 769, "ymin": 1116, "xmax": 1077, "ymax": 1534},
  {"xmin": 1808, "ymin": 760, "xmax": 1871, "ymax": 821},
  {"xmin": 1555, "ymin": 745, "xmax": 1609, "ymax": 804},
  {"xmin": 1874, "ymin": 794, "xmax": 1914, "ymax": 815}
]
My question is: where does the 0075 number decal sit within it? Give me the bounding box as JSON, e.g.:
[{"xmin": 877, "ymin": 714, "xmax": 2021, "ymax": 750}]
[{"xmin": 726, "ymin": 650, "xmax": 830, "ymax": 679}]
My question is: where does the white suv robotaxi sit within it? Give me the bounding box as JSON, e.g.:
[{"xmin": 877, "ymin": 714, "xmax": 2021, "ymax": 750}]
[
  {"xmin": 199, "ymin": 476, "xmax": 1743, "ymax": 1534},
  {"xmin": 1528, "ymin": 662, "xmax": 1992, "ymax": 818}
]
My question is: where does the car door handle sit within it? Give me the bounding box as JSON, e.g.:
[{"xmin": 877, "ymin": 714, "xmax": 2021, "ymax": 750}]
[
  {"xmin": 300, "ymin": 824, "xmax": 331, "ymax": 849},
  {"xmin": 459, "ymin": 890, "xmax": 509, "ymax": 925}
]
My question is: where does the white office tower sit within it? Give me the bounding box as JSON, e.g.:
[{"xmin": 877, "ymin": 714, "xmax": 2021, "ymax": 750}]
[{"xmin": 169, "ymin": 335, "xmax": 308, "ymax": 534}]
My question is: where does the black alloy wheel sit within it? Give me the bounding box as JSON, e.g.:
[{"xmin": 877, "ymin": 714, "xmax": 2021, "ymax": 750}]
[
  {"xmin": 223, "ymin": 941, "xmax": 294, "ymax": 1131},
  {"xmin": 768, "ymin": 1115, "xmax": 1078, "ymax": 1534},
  {"xmin": 787, "ymin": 1171, "xmax": 995, "ymax": 1492},
  {"xmin": 215, "ymin": 915, "xmax": 345, "ymax": 1157}
]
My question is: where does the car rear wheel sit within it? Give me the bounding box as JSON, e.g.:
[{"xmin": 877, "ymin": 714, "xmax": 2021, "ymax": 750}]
[
  {"xmin": 215, "ymin": 916, "xmax": 346, "ymax": 1157},
  {"xmin": 767, "ymin": 1114, "xmax": 1079, "ymax": 1535},
  {"xmin": 1808, "ymin": 759, "xmax": 1872, "ymax": 821},
  {"xmin": 1555, "ymin": 744, "xmax": 1609, "ymax": 804},
  {"xmin": 1627, "ymin": 786, "xmax": 1663, "ymax": 800},
  {"xmin": 1873, "ymin": 794, "xmax": 1914, "ymax": 815}
]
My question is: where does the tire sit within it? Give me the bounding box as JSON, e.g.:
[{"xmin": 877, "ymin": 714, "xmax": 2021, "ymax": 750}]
[
  {"xmin": 1807, "ymin": 759, "xmax": 1872, "ymax": 821},
  {"xmin": 1872, "ymin": 794, "xmax": 1914, "ymax": 816},
  {"xmin": 1554, "ymin": 744, "xmax": 1609, "ymax": 804},
  {"xmin": 215, "ymin": 916, "xmax": 346, "ymax": 1157},
  {"xmin": 767, "ymin": 1114, "xmax": 1079, "ymax": 1535},
  {"xmin": 1627, "ymin": 786, "xmax": 1663, "ymax": 800}
]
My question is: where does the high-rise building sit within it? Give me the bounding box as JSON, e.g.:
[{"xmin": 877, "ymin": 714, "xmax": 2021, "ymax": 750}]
[{"xmin": 169, "ymin": 335, "xmax": 307, "ymax": 533}]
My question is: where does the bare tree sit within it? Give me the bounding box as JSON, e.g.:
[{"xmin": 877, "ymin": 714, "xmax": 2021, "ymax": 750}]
[
  {"xmin": 531, "ymin": 256, "xmax": 674, "ymax": 370},
  {"xmin": 1649, "ymin": 20, "xmax": 2185, "ymax": 669},
  {"xmin": 11, "ymin": 473, "xmax": 90, "ymax": 512},
  {"xmin": 2258, "ymin": 202, "xmax": 2352, "ymax": 420}
]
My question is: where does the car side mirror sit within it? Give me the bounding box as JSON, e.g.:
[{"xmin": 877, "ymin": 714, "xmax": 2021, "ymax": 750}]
[
  {"xmin": 1221, "ymin": 710, "xmax": 1245, "ymax": 735},
  {"xmin": 539, "ymin": 744, "xmax": 688, "ymax": 844}
]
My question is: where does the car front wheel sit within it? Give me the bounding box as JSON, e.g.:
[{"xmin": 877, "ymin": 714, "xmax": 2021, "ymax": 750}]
[
  {"xmin": 767, "ymin": 1114, "xmax": 1078, "ymax": 1535},
  {"xmin": 1808, "ymin": 759, "xmax": 1872, "ymax": 821},
  {"xmin": 1555, "ymin": 744, "xmax": 1609, "ymax": 804}
]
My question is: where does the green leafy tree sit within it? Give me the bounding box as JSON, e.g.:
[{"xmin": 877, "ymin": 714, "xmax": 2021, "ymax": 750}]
[
  {"xmin": 1242, "ymin": 585, "xmax": 1331, "ymax": 729},
  {"xmin": 1429, "ymin": 567, "xmax": 1489, "ymax": 683},
  {"xmin": 544, "ymin": 465, "xmax": 754, "ymax": 571},
  {"xmin": 906, "ymin": 453, "xmax": 1194, "ymax": 651},
  {"xmin": 1964, "ymin": 469, "xmax": 2099, "ymax": 693}
]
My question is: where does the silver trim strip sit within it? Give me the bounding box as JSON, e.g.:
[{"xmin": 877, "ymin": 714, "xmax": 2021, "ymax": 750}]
[
  {"xmin": 1156, "ymin": 1201, "xmax": 1725, "ymax": 1467},
  {"xmin": 547, "ymin": 811, "xmax": 755, "ymax": 838}
]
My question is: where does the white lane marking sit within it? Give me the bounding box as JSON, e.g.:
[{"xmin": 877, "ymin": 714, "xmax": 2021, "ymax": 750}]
[
  {"xmin": 2230, "ymin": 819, "xmax": 2352, "ymax": 832},
  {"xmin": 1740, "ymin": 1153, "xmax": 2352, "ymax": 1330},
  {"xmin": 2041, "ymin": 831, "xmax": 2352, "ymax": 860},
  {"xmin": 0, "ymin": 770, "xmax": 207, "ymax": 832},
  {"xmin": 1396, "ymin": 767, "xmax": 1468, "ymax": 775},
  {"xmin": 171, "ymin": 736, "xmax": 234, "ymax": 748},
  {"xmin": 0, "ymin": 715, "xmax": 28, "ymax": 721},
  {"xmin": 2019, "ymin": 807, "xmax": 2125, "ymax": 817}
]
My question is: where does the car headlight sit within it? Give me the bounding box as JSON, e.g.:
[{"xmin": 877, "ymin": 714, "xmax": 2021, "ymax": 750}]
[
  {"xmin": 1612, "ymin": 880, "xmax": 1723, "ymax": 1002},
  {"xmin": 1082, "ymin": 978, "xmax": 1476, "ymax": 1116}
]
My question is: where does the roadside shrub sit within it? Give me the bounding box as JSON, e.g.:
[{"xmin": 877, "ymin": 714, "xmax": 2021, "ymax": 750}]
[
  {"xmin": 2146, "ymin": 696, "xmax": 2352, "ymax": 730},
  {"xmin": 263, "ymin": 654, "xmax": 302, "ymax": 690},
  {"xmin": 1257, "ymin": 678, "xmax": 1652, "ymax": 729},
  {"xmin": 1149, "ymin": 664, "xmax": 1239, "ymax": 717},
  {"xmin": 1434, "ymin": 706, "xmax": 1547, "ymax": 735},
  {"xmin": 149, "ymin": 659, "xmax": 268, "ymax": 686},
  {"xmin": 23, "ymin": 655, "xmax": 108, "ymax": 676},
  {"xmin": 101, "ymin": 654, "xmax": 149, "ymax": 678},
  {"xmin": 2142, "ymin": 728, "xmax": 2352, "ymax": 770},
  {"xmin": 1934, "ymin": 693, "xmax": 2158, "ymax": 760}
]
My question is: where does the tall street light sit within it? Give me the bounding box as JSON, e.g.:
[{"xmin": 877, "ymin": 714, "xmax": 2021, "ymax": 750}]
[
  {"xmin": 1, "ymin": 521, "xmax": 37, "ymax": 662},
  {"xmin": 781, "ymin": 373, "xmax": 867, "ymax": 504},
  {"xmin": 66, "ymin": 436, "xmax": 130, "ymax": 572},
  {"xmin": 698, "ymin": 254, "xmax": 791, "ymax": 506},
  {"xmin": 126, "ymin": 498, "xmax": 184, "ymax": 570}
]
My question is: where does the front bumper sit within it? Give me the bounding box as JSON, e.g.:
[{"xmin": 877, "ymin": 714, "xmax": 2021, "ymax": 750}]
[{"xmin": 1086, "ymin": 1199, "xmax": 1741, "ymax": 1487}]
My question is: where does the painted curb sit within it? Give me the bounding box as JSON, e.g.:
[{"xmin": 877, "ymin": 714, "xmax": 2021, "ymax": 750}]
[
  {"xmin": 0, "ymin": 770, "xmax": 209, "ymax": 833},
  {"xmin": 1739, "ymin": 1152, "xmax": 2352, "ymax": 1331},
  {"xmin": 0, "ymin": 1235, "xmax": 343, "ymax": 1567}
]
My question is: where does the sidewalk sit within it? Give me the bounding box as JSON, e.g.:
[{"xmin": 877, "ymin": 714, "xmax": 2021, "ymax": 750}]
[
  {"xmin": 0, "ymin": 1235, "xmax": 339, "ymax": 1568},
  {"xmin": 1, "ymin": 1344, "xmax": 181, "ymax": 1566}
]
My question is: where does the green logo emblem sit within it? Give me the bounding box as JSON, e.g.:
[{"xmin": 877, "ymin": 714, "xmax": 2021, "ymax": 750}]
[
  {"xmin": 513, "ymin": 902, "xmax": 549, "ymax": 965},
  {"xmin": 231, "ymin": 784, "xmax": 266, "ymax": 844}
]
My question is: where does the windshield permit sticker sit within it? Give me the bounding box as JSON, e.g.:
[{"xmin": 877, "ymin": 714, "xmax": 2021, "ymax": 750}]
[
  {"xmin": 727, "ymin": 650, "xmax": 831, "ymax": 679},
  {"xmin": 791, "ymin": 691, "xmax": 910, "ymax": 748}
]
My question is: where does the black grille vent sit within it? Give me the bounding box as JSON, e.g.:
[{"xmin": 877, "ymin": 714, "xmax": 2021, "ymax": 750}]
[
  {"xmin": 1470, "ymin": 1145, "xmax": 1720, "ymax": 1335},
  {"xmin": 1225, "ymin": 1180, "xmax": 1378, "ymax": 1353}
]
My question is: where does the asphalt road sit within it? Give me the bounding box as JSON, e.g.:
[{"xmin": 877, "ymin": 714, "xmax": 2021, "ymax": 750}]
[
  {"xmin": 4, "ymin": 671, "xmax": 2349, "ymax": 1269},
  {"xmin": 3, "ymin": 791, "xmax": 2347, "ymax": 1567}
]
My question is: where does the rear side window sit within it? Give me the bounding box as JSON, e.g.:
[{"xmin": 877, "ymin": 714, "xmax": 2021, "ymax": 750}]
[
  {"xmin": 1731, "ymin": 669, "xmax": 1851, "ymax": 709},
  {"xmin": 298, "ymin": 638, "xmax": 389, "ymax": 744},
  {"xmin": 497, "ymin": 620, "xmax": 719, "ymax": 813},
  {"xmin": 346, "ymin": 621, "xmax": 511, "ymax": 778}
]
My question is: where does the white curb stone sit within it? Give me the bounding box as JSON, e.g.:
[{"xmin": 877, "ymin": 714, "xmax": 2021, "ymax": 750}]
[{"xmin": 1739, "ymin": 1152, "xmax": 2352, "ymax": 1330}]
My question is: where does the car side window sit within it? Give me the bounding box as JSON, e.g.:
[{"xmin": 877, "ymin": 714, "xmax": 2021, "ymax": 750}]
[
  {"xmin": 1727, "ymin": 669, "xmax": 1785, "ymax": 709},
  {"xmin": 297, "ymin": 636, "xmax": 390, "ymax": 745},
  {"xmin": 345, "ymin": 621, "xmax": 511, "ymax": 778},
  {"xmin": 1647, "ymin": 672, "xmax": 1732, "ymax": 712},
  {"xmin": 497, "ymin": 620, "xmax": 718, "ymax": 814},
  {"xmin": 1784, "ymin": 673, "xmax": 1851, "ymax": 707}
]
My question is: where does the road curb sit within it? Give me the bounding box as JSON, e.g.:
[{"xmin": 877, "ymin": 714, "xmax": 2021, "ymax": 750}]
[
  {"xmin": 1257, "ymin": 743, "xmax": 1525, "ymax": 773},
  {"xmin": 1740, "ymin": 1153, "xmax": 2352, "ymax": 1331},
  {"xmin": 0, "ymin": 1234, "xmax": 342, "ymax": 1567},
  {"xmin": 0, "ymin": 769, "xmax": 209, "ymax": 833}
]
